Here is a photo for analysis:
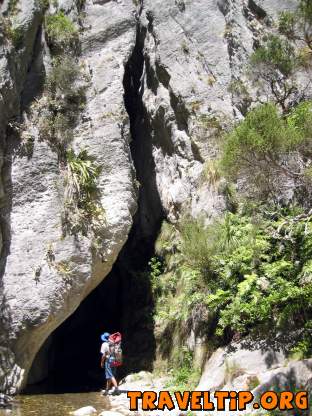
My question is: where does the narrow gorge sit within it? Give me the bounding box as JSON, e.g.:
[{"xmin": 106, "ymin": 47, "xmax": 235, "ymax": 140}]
[{"xmin": 1, "ymin": 0, "xmax": 312, "ymax": 415}]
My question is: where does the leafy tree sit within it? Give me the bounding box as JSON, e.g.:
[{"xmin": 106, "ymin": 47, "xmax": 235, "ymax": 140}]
[
  {"xmin": 250, "ymin": 35, "xmax": 299, "ymax": 111},
  {"xmin": 220, "ymin": 102, "xmax": 312, "ymax": 202}
]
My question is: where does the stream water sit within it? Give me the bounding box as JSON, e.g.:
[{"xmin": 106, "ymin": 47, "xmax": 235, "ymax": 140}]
[{"xmin": 0, "ymin": 392, "xmax": 110, "ymax": 416}]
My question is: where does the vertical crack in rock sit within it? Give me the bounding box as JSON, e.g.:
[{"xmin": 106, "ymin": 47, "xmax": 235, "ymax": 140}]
[
  {"xmin": 118, "ymin": 1, "xmax": 165, "ymax": 373},
  {"xmin": 123, "ymin": 2, "xmax": 164, "ymax": 250}
]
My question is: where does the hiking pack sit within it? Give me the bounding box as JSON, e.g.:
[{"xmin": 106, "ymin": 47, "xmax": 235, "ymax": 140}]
[{"xmin": 108, "ymin": 332, "xmax": 123, "ymax": 367}]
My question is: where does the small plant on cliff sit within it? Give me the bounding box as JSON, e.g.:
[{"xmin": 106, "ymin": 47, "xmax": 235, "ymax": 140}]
[
  {"xmin": 278, "ymin": 0, "xmax": 312, "ymax": 51},
  {"xmin": 249, "ymin": 35, "xmax": 299, "ymax": 112},
  {"xmin": 65, "ymin": 148, "xmax": 100, "ymax": 205},
  {"xmin": 38, "ymin": 56, "xmax": 86, "ymax": 156},
  {"xmin": 47, "ymin": 56, "xmax": 81, "ymax": 96},
  {"xmin": 63, "ymin": 149, "xmax": 105, "ymax": 236},
  {"xmin": 0, "ymin": 15, "xmax": 24, "ymax": 49},
  {"xmin": 35, "ymin": 0, "xmax": 50, "ymax": 9},
  {"xmin": 8, "ymin": 0, "xmax": 20, "ymax": 15},
  {"xmin": 45, "ymin": 11, "xmax": 78, "ymax": 53}
]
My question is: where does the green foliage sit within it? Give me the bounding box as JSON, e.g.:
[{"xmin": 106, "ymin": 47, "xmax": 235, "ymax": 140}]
[
  {"xmin": 179, "ymin": 217, "xmax": 214, "ymax": 275},
  {"xmin": 8, "ymin": 25, "xmax": 23, "ymax": 48},
  {"xmin": 38, "ymin": 56, "xmax": 86, "ymax": 154},
  {"xmin": 36, "ymin": 0, "xmax": 50, "ymax": 9},
  {"xmin": 287, "ymin": 100, "xmax": 312, "ymax": 138},
  {"xmin": 278, "ymin": 11, "xmax": 296, "ymax": 39},
  {"xmin": 251, "ymin": 35, "xmax": 296, "ymax": 77},
  {"xmin": 47, "ymin": 56, "xmax": 81, "ymax": 95},
  {"xmin": 63, "ymin": 149, "xmax": 105, "ymax": 236},
  {"xmin": 45, "ymin": 12, "xmax": 78, "ymax": 52},
  {"xmin": 220, "ymin": 102, "xmax": 312, "ymax": 200},
  {"xmin": 154, "ymin": 207, "xmax": 312, "ymax": 357},
  {"xmin": 250, "ymin": 35, "xmax": 299, "ymax": 111},
  {"xmin": 279, "ymin": 1, "xmax": 312, "ymax": 51},
  {"xmin": 66, "ymin": 149, "xmax": 100, "ymax": 196},
  {"xmin": 1, "ymin": 17, "xmax": 24, "ymax": 49},
  {"xmin": 8, "ymin": 0, "xmax": 19, "ymax": 15},
  {"xmin": 166, "ymin": 348, "xmax": 201, "ymax": 391},
  {"xmin": 149, "ymin": 256, "xmax": 164, "ymax": 296},
  {"xmin": 200, "ymin": 208, "xmax": 312, "ymax": 356}
]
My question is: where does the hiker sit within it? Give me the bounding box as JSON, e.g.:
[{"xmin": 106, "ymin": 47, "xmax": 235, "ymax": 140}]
[{"xmin": 100, "ymin": 332, "xmax": 119, "ymax": 395}]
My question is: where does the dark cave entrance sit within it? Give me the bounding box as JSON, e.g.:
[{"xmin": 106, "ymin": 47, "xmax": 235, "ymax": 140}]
[
  {"xmin": 26, "ymin": 269, "xmax": 124, "ymax": 393},
  {"xmin": 26, "ymin": 16, "xmax": 164, "ymax": 394},
  {"xmin": 26, "ymin": 231, "xmax": 158, "ymax": 394},
  {"xmin": 26, "ymin": 218, "xmax": 160, "ymax": 394}
]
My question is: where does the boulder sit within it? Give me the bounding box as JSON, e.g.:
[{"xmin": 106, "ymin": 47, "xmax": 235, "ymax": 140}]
[
  {"xmin": 70, "ymin": 406, "xmax": 97, "ymax": 416},
  {"xmin": 197, "ymin": 342, "xmax": 285, "ymax": 391},
  {"xmin": 0, "ymin": 394, "xmax": 13, "ymax": 409}
]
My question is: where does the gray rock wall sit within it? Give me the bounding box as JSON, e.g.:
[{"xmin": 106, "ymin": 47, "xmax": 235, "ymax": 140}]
[
  {"xmin": 0, "ymin": 0, "xmax": 299, "ymax": 394},
  {"xmin": 0, "ymin": 0, "xmax": 138, "ymax": 393}
]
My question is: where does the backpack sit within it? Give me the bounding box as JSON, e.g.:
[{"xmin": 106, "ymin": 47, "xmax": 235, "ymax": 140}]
[{"xmin": 108, "ymin": 332, "xmax": 123, "ymax": 367}]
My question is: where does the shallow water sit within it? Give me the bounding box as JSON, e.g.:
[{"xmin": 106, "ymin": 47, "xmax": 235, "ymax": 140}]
[{"xmin": 0, "ymin": 392, "xmax": 110, "ymax": 416}]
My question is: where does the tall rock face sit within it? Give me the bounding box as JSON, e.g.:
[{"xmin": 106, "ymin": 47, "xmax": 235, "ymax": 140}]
[
  {"xmin": 0, "ymin": 0, "xmax": 137, "ymax": 393},
  {"xmin": 0, "ymin": 0, "xmax": 297, "ymax": 394}
]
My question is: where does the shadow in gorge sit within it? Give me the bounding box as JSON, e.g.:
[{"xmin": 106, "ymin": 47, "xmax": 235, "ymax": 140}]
[
  {"xmin": 26, "ymin": 16, "xmax": 164, "ymax": 394},
  {"xmin": 26, "ymin": 237, "xmax": 158, "ymax": 394},
  {"xmin": 26, "ymin": 197, "xmax": 161, "ymax": 394},
  {"xmin": 26, "ymin": 269, "xmax": 123, "ymax": 393}
]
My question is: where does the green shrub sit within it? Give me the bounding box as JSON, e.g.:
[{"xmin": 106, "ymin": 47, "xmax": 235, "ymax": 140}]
[
  {"xmin": 36, "ymin": 0, "xmax": 50, "ymax": 9},
  {"xmin": 63, "ymin": 149, "xmax": 105, "ymax": 236},
  {"xmin": 179, "ymin": 217, "xmax": 214, "ymax": 275},
  {"xmin": 38, "ymin": 56, "xmax": 85, "ymax": 154},
  {"xmin": 287, "ymin": 101, "xmax": 312, "ymax": 138},
  {"xmin": 202, "ymin": 207, "xmax": 312, "ymax": 356},
  {"xmin": 278, "ymin": 11, "xmax": 296, "ymax": 39},
  {"xmin": 47, "ymin": 56, "xmax": 80, "ymax": 95},
  {"xmin": 166, "ymin": 348, "xmax": 201, "ymax": 391},
  {"xmin": 220, "ymin": 102, "xmax": 311, "ymax": 200},
  {"xmin": 279, "ymin": 1, "xmax": 312, "ymax": 51},
  {"xmin": 8, "ymin": 0, "xmax": 19, "ymax": 14},
  {"xmin": 250, "ymin": 35, "xmax": 298, "ymax": 111},
  {"xmin": 2, "ymin": 20, "xmax": 24, "ymax": 48},
  {"xmin": 45, "ymin": 12, "xmax": 78, "ymax": 52},
  {"xmin": 9, "ymin": 26, "xmax": 23, "ymax": 48},
  {"xmin": 251, "ymin": 35, "xmax": 296, "ymax": 79},
  {"xmin": 65, "ymin": 148, "xmax": 100, "ymax": 204}
]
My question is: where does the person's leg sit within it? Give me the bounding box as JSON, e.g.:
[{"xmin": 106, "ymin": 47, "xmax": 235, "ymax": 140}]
[
  {"xmin": 111, "ymin": 376, "xmax": 118, "ymax": 388},
  {"xmin": 103, "ymin": 360, "xmax": 112, "ymax": 394},
  {"xmin": 111, "ymin": 367, "xmax": 119, "ymax": 394}
]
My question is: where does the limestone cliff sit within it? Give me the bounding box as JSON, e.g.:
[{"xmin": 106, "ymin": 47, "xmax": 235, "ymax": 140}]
[{"xmin": 0, "ymin": 0, "xmax": 304, "ymax": 396}]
